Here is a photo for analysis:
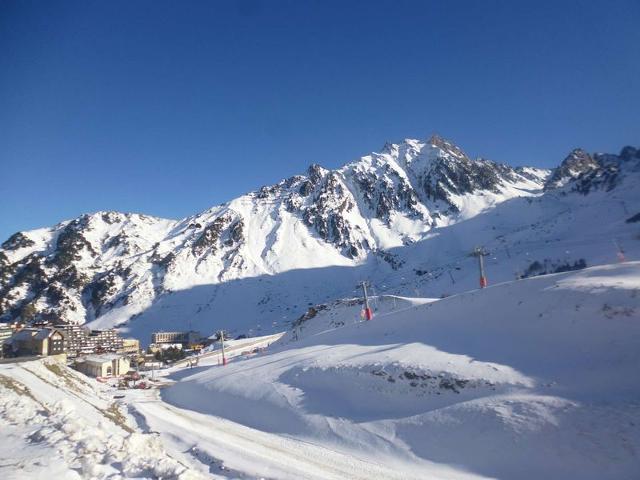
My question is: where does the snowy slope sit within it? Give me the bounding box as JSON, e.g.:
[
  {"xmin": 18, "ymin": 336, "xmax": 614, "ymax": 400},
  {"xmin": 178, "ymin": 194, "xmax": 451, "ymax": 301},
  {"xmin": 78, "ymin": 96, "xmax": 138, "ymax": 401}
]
[
  {"xmin": 1, "ymin": 137, "xmax": 638, "ymax": 342},
  {"xmin": 161, "ymin": 262, "xmax": 640, "ymax": 480},
  {"xmin": 1, "ymin": 263, "xmax": 639, "ymax": 479},
  {"xmin": 0, "ymin": 358, "xmax": 204, "ymax": 479}
]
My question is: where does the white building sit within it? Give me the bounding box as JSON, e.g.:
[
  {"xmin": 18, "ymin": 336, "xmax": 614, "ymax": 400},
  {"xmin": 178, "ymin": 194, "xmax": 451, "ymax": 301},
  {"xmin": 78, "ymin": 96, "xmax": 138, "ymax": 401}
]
[
  {"xmin": 75, "ymin": 353, "xmax": 130, "ymax": 377},
  {"xmin": 151, "ymin": 330, "xmax": 201, "ymax": 345}
]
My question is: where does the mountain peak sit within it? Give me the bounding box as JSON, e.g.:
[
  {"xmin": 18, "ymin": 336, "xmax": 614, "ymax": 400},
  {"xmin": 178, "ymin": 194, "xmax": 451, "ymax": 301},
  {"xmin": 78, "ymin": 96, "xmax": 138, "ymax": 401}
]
[
  {"xmin": 306, "ymin": 163, "xmax": 328, "ymax": 184},
  {"xmin": 545, "ymin": 147, "xmax": 599, "ymax": 190},
  {"xmin": 427, "ymin": 134, "xmax": 469, "ymax": 161},
  {"xmin": 619, "ymin": 145, "xmax": 640, "ymax": 162},
  {"xmin": 427, "ymin": 133, "xmax": 445, "ymax": 145},
  {"xmin": 381, "ymin": 141, "xmax": 398, "ymax": 154},
  {"xmin": 566, "ymin": 148, "xmax": 593, "ymax": 162},
  {"xmin": 1, "ymin": 134, "xmax": 635, "ymax": 335}
]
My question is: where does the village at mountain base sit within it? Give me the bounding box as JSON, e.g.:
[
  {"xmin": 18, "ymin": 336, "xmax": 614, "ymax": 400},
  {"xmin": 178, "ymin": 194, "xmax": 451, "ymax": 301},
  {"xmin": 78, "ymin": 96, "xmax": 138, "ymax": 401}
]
[{"xmin": 0, "ymin": 321, "xmax": 214, "ymax": 382}]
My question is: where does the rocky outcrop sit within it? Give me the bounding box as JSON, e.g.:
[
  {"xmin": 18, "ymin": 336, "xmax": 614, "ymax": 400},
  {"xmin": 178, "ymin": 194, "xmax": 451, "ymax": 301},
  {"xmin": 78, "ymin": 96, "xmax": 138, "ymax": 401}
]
[
  {"xmin": 192, "ymin": 215, "xmax": 233, "ymax": 256},
  {"xmin": 1, "ymin": 232, "xmax": 35, "ymax": 250},
  {"xmin": 301, "ymin": 172, "xmax": 365, "ymax": 258},
  {"xmin": 551, "ymin": 146, "xmax": 640, "ymax": 195},
  {"xmin": 545, "ymin": 148, "xmax": 599, "ymax": 190}
]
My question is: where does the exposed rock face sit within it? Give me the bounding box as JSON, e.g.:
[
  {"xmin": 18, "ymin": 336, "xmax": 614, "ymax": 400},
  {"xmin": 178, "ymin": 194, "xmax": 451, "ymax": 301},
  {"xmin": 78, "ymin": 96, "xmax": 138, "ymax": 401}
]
[
  {"xmin": 88, "ymin": 272, "xmax": 120, "ymax": 315},
  {"xmin": 192, "ymin": 215, "xmax": 233, "ymax": 256},
  {"xmin": 421, "ymin": 156, "xmax": 514, "ymax": 208},
  {"xmin": 3, "ymin": 135, "xmax": 634, "ymax": 331},
  {"xmin": 2, "ymin": 232, "xmax": 35, "ymax": 250},
  {"xmin": 352, "ymin": 162, "xmax": 423, "ymax": 222},
  {"xmin": 546, "ymin": 146, "xmax": 640, "ymax": 195},
  {"xmin": 299, "ymin": 172, "xmax": 365, "ymax": 258},
  {"xmin": 0, "ymin": 212, "xmax": 173, "ymax": 325},
  {"xmin": 50, "ymin": 218, "xmax": 98, "ymax": 269},
  {"xmin": 545, "ymin": 148, "xmax": 600, "ymax": 190}
]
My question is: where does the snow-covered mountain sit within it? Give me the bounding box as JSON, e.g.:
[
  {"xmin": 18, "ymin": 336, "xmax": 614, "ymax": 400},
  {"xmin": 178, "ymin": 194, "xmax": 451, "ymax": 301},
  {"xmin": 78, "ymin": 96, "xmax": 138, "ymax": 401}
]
[{"xmin": 1, "ymin": 135, "xmax": 638, "ymax": 341}]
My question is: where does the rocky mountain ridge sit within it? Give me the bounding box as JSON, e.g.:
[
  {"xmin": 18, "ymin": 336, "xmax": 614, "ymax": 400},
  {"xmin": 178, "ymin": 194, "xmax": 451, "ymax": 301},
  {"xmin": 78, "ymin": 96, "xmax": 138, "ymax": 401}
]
[{"xmin": 1, "ymin": 135, "xmax": 638, "ymax": 339}]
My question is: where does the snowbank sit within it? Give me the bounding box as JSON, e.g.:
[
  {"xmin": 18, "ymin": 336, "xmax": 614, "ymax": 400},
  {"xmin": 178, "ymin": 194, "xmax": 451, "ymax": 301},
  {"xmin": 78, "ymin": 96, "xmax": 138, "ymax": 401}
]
[{"xmin": 0, "ymin": 358, "xmax": 203, "ymax": 480}]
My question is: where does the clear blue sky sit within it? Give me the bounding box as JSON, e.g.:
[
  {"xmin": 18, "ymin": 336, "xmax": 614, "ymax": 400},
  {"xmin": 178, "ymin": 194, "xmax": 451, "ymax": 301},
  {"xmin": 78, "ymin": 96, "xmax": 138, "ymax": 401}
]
[{"xmin": 1, "ymin": 0, "xmax": 639, "ymax": 240}]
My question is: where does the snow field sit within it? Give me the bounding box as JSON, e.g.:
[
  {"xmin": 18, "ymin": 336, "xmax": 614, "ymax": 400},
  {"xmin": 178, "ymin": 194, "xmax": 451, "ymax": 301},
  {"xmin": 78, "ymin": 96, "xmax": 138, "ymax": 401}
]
[
  {"xmin": 0, "ymin": 358, "xmax": 203, "ymax": 480},
  {"xmin": 159, "ymin": 262, "xmax": 640, "ymax": 479}
]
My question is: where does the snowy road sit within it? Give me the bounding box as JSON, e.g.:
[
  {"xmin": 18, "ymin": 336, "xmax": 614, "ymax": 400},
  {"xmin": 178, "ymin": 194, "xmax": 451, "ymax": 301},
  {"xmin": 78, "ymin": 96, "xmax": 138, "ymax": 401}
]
[{"xmin": 130, "ymin": 391, "xmax": 471, "ymax": 480}]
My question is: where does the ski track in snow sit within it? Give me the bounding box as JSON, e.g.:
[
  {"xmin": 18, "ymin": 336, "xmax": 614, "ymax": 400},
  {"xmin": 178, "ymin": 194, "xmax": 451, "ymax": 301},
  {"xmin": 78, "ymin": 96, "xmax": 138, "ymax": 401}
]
[
  {"xmin": 132, "ymin": 394, "xmax": 466, "ymax": 480},
  {"xmin": 155, "ymin": 262, "xmax": 640, "ymax": 480}
]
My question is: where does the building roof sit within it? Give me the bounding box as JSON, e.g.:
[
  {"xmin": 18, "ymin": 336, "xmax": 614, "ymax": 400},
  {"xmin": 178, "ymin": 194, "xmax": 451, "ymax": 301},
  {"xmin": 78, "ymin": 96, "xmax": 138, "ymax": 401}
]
[
  {"xmin": 10, "ymin": 329, "xmax": 39, "ymax": 341},
  {"xmin": 77, "ymin": 353, "xmax": 127, "ymax": 365},
  {"xmin": 34, "ymin": 328, "xmax": 63, "ymax": 340},
  {"xmin": 153, "ymin": 330, "xmax": 201, "ymax": 335},
  {"xmin": 54, "ymin": 324, "xmax": 86, "ymax": 330}
]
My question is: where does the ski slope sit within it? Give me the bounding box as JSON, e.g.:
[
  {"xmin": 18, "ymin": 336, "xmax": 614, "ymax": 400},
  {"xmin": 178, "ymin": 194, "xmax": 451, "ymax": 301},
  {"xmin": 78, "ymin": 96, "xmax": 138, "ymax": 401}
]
[
  {"xmin": 159, "ymin": 262, "xmax": 640, "ymax": 480},
  {"xmin": 131, "ymin": 392, "xmax": 473, "ymax": 480}
]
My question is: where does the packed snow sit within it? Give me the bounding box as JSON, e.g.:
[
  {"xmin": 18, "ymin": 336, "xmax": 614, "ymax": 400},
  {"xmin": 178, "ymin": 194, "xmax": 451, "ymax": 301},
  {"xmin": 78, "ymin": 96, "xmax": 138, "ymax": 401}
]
[
  {"xmin": 0, "ymin": 358, "xmax": 203, "ymax": 479},
  {"xmin": 158, "ymin": 262, "xmax": 640, "ymax": 479}
]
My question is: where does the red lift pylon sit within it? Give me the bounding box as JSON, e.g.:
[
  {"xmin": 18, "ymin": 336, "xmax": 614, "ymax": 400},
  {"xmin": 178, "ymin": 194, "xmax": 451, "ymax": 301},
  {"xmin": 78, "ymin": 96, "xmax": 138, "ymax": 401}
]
[
  {"xmin": 361, "ymin": 281, "xmax": 373, "ymax": 320},
  {"xmin": 472, "ymin": 247, "xmax": 489, "ymax": 288}
]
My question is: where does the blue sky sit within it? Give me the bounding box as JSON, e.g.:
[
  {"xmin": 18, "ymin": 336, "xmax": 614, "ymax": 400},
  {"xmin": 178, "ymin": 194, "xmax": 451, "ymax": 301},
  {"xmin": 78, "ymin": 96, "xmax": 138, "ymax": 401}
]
[{"xmin": 1, "ymin": 0, "xmax": 639, "ymax": 240}]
